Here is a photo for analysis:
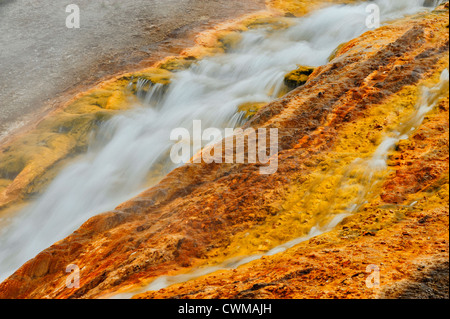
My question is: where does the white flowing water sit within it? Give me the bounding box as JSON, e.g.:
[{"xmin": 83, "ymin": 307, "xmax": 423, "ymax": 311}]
[{"xmin": 0, "ymin": 0, "xmax": 439, "ymax": 282}]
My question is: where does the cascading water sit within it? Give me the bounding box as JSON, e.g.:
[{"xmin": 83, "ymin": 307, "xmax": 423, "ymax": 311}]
[{"xmin": 0, "ymin": 0, "xmax": 439, "ymax": 282}]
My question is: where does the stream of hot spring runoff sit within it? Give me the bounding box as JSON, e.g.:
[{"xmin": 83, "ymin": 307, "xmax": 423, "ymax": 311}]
[{"xmin": 0, "ymin": 0, "xmax": 444, "ymax": 282}]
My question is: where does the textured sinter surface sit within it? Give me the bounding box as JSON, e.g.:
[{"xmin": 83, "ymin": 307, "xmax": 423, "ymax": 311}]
[
  {"xmin": 0, "ymin": 1, "xmax": 449, "ymax": 298},
  {"xmin": 0, "ymin": 3, "xmax": 447, "ymax": 298}
]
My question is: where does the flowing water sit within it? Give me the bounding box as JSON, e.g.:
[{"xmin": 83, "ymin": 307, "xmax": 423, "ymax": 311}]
[{"xmin": 0, "ymin": 0, "xmax": 442, "ymax": 282}]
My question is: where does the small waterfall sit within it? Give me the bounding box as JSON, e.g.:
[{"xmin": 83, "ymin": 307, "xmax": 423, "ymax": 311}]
[{"xmin": 0, "ymin": 0, "xmax": 439, "ymax": 282}]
